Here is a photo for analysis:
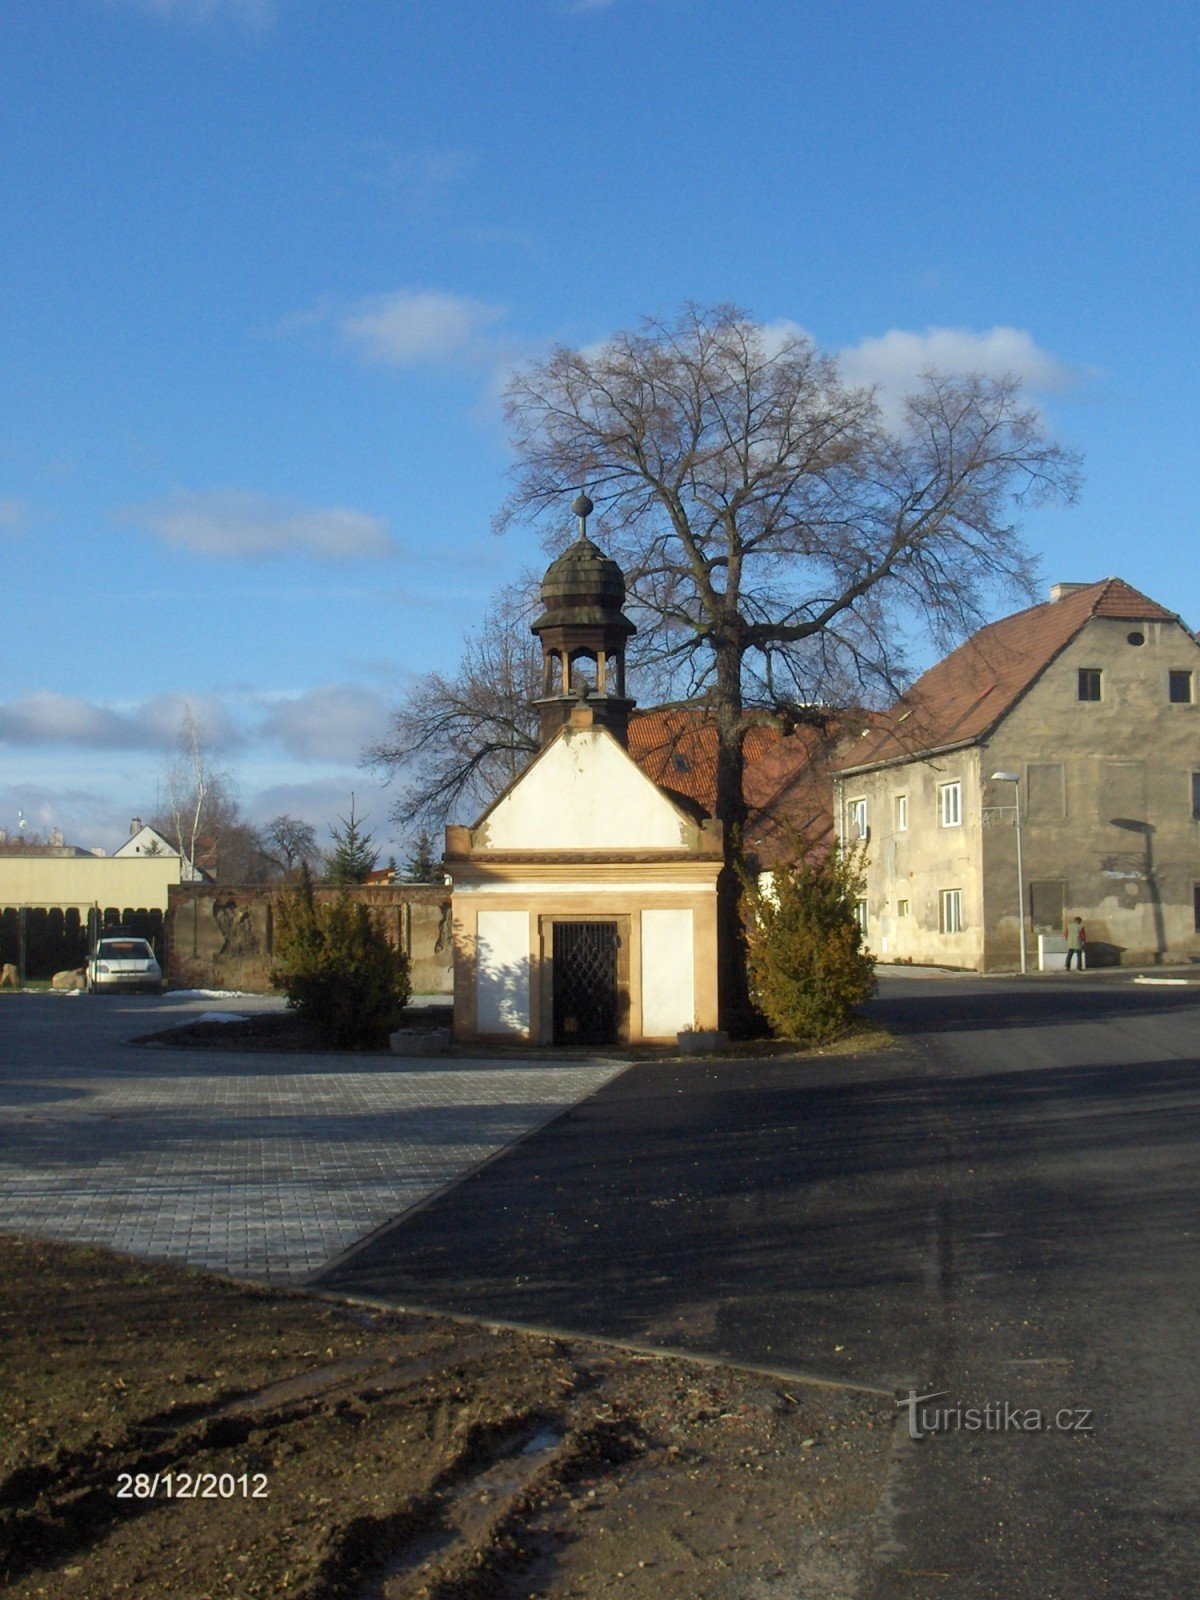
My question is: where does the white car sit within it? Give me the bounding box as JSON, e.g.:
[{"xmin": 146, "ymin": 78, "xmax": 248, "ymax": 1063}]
[{"xmin": 87, "ymin": 936, "xmax": 163, "ymax": 993}]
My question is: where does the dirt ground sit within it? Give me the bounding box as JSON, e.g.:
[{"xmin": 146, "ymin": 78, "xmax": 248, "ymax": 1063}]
[{"xmin": 0, "ymin": 1233, "xmax": 896, "ymax": 1600}]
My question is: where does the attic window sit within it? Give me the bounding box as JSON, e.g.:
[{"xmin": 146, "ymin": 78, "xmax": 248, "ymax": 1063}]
[
  {"xmin": 1078, "ymin": 668, "xmax": 1102, "ymax": 702},
  {"xmin": 1127, "ymin": 631, "xmax": 1145, "ymax": 646},
  {"xmin": 672, "ymin": 752, "xmax": 691, "ymax": 772},
  {"xmin": 1169, "ymin": 670, "xmax": 1194, "ymax": 704}
]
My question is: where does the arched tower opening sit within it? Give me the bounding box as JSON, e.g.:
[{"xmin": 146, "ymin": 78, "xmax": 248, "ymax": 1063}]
[{"xmin": 530, "ymin": 493, "xmax": 637, "ymax": 746}]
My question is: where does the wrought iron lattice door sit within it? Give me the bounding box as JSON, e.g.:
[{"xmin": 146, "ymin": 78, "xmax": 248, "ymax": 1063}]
[{"xmin": 552, "ymin": 921, "xmax": 618, "ymax": 1046}]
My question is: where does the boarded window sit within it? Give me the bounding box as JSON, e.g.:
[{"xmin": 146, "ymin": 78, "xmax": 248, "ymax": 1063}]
[
  {"xmin": 1100, "ymin": 761, "xmax": 1147, "ymax": 823},
  {"xmin": 1027, "ymin": 762, "xmax": 1066, "ymax": 821},
  {"xmin": 1029, "ymin": 880, "xmax": 1066, "ymax": 931}
]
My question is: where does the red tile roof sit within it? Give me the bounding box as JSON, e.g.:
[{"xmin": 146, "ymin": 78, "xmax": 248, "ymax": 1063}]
[
  {"xmin": 835, "ymin": 578, "xmax": 1184, "ymax": 773},
  {"xmin": 627, "ymin": 704, "xmax": 849, "ymax": 864},
  {"xmin": 627, "ymin": 705, "xmax": 785, "ymax": 813}
]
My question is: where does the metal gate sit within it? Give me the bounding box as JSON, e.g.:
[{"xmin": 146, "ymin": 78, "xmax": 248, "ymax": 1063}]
[{"xmin": 552, "ymin": 921, "xmax": 618, "ymax": 1046}]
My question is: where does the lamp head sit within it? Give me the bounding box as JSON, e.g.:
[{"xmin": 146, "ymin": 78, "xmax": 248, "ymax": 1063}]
[{"xmin": 990, "ymin": 771, "xmax": 1020, "ymax": 783}]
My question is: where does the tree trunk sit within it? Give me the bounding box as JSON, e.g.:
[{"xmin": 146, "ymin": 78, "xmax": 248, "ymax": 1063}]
[{"xmin": 713, "ymin": 640, "xmax": 756, "ymax": 1036}]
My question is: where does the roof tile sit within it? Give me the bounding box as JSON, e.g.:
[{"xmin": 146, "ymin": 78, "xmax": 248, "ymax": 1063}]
[{"xmin": 836, "ymin": 578, "xmax": 1183, "ymax": 771}]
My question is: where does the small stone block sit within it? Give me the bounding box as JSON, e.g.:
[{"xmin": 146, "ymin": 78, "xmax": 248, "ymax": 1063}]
[
  {"xmin": 390, "ymin": 1028, "xmax": 452, "ymax": 1057},
  {"xmin": 677, "ymin": 1028, "xmax": 729, "ymax": 1056}
]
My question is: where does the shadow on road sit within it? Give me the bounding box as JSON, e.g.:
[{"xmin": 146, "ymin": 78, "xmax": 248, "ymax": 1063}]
[
  {"xmin": 866, "ymin": 978, "xmax": 1200, "ymax": 1034},
  {"xmin": 317, "ymin": 1042, "xmax": 1200, "ymax": 1383}
]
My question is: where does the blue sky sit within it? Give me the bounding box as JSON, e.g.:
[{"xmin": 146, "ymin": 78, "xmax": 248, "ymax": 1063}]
[{"xmin": 2, "ymin": 0, "xmax": 1196, "ymax": 859}]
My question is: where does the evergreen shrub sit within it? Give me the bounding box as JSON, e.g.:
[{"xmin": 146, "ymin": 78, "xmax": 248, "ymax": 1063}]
[
  {"xmin": 271, "ymin": 867, "xmax": 410, "ymax": 1048},
  {"xmin": 742, "ymin": 840, "xmax": 876, "ymax": 1044}
]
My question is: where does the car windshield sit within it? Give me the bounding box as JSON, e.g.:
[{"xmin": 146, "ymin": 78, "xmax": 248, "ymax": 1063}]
[{"xmin": 97, "ymin": 940, "xmax": 154, "ymax": 959}]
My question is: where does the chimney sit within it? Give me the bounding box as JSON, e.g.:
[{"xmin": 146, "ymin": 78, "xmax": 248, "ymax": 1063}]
[
  {"xmin": 130, "ymin": 816, "xmax": 142, "ymax": 836},
  {"xmin": 1049, "ymin": 582, "xmax": 1090, "ymax": 602}
]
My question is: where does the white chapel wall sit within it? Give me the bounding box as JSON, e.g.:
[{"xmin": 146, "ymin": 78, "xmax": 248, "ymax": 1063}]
[
  {"xmin": 480, "ymin": 732, "xmax": 690, "ymax": 852},
  {"xmin": 640, "ymin": 908, "xmax": 695, "ymax": 1037},
  {"xmin": 475, "ymin": 909, "xmax": 530, "ymax": 1035}
]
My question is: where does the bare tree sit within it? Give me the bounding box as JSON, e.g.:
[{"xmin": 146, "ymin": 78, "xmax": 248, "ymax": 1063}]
[
  {"xmin": 261, "ymin": 814, "xmax": 321, "ymax": 880},
  {"xmin": 158, "ymin": 706, "xmax": 222, "ymax": 879},
  {"xmin": 497, "ymin": 303, "xmax": 1081, "ymax": 1022},
  {"xmin": 500, "ymin": 304, "xmax": 1078, "ymax": 830},
  {"xmin": 153, "ymin": 707, "xmax": 268, "ymax": 883},
  {"xmin": 367, "ymin": 578, "xmax": 544, "ymax": 831}
]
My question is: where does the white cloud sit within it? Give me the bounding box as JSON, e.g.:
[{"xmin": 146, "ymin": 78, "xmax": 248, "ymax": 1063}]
[
  {"xmin": 0, "ymin": 783, "xmax": 136, "ymax": 854},
  {"xmin": 127, "ymin": 489, "xmax": 395, "ymax": 562},
  {"xmin": 337, "ymin": 289, "xmax": 508, "ymax": 369},
  {"xmin": 0, "ymin": 691, "xmax": 240, "ymax": 753},
  {"xmin": 838, "ymin": 326, "xmax": 1077, "ymax": 403},
  {"xmin": 247, "ymin": 777, "xmax": 398, "ymax": 849},
  {"xmin": 0, "ymin": 693, "xmax": 131, "ymax": 749},
  {"xmin": 138, "ymin": 693, "xmax": 242, "ymax": 750},
  {"xmin": 258, "ymin": 684, "xmax": 390, "ymax": 764}
]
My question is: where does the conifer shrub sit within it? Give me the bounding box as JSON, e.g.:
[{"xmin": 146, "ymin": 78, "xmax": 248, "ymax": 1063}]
[
  {"xmin": 271, "ymin": 867, "xmax": 410, "ymax": 1049},
  {"xmin": 741, "ymin": 840, "xmax": 876, "ymax": 1045}
]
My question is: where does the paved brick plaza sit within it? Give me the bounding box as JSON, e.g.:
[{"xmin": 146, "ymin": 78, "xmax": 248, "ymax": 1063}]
[{"xmin": 0, "ymin": 995, "xmax": 626, "ymax": 1283}]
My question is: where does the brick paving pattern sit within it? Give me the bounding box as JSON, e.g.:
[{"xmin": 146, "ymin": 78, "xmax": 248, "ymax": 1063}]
[{"xmin": 0, "ymin": 1036, "xmax": 626, "ymax": 1283}]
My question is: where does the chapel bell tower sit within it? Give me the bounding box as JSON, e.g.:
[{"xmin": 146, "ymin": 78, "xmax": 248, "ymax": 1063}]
[{"xmin": 531, "ymin": 492, "xmax": 637, "ymax": 747}]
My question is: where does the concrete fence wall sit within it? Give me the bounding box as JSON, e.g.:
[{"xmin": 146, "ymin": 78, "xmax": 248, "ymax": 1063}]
[{"xmin": 166, "ymin": 882, "xmax": 454, "ymax": 995}]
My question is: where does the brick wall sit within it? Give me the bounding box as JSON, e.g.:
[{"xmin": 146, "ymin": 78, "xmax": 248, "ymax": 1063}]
[{"xmin": 166, "ymin": 882, "xmax": 453, "ymax": 994}]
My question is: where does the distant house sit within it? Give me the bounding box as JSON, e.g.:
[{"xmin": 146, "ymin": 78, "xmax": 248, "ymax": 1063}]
[
  {"xmin": 113, "ymin": 817, "xmax": 208, "ymax": 882},
  {"xmin": 833, "ymin": 579, "xmax": 1200, "ymax": 970}
]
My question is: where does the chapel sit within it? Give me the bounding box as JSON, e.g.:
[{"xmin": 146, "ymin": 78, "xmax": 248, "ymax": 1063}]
[{"xmin": 446, "ymin": 495, "xmax": 722, "ymax": 1046}]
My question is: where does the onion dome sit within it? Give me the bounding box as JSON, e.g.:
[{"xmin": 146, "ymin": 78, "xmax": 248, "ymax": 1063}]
[{"xmin": 531, "ymin": 494, "xmax": 635, "ymax": 638}]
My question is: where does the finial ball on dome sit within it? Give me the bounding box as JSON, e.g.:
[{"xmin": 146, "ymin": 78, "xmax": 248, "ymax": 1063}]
[{"xmin": 571, "ymin": 491, "xmax": 594, "ymax": 521}]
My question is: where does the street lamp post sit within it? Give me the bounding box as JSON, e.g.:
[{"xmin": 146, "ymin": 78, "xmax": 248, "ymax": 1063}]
[{"xmin": 990, "ymin": 771, "xmax": 1027, "ymax": 975}]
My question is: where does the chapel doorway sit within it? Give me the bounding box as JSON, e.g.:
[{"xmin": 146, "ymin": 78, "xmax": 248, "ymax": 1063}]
[{"xmin": 551, "ymin": 920, "xmax": 619, "ymax": 1045}]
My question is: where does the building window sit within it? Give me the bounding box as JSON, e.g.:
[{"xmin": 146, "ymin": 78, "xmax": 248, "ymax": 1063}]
[
  {"xmin": 1169, "ymin": 670, "xmax": 1194, "ymax": 704},
  {"xmin": 939, "ymin": 888, "xmax": 964, "ymax": 934},
  {"xmin": 1195, "ymin": 885, "xmax": 1200, "ymax": 934},
  {"xmin": 895, "ymin": 793, "xmax": 908, "ymax": 832},
  {"xmin": 853, "ymin": 899, "xmax": 868, "ymax": 935},
  {"xmin": 1029, "ymin": 880, "xmax": 1066, "ymax": 932},
  {"xmin": 1192, "ymin": 772, "xmax": 1200, "ymax": 821},
  {"xmin": 897, "ymin": 898, "xmax": 910, "ymax": 917},
  {"xmin": 847, "ymin": 797, "xmax": 868, "ymax": 840},
  {"xmin": 938, "ymin": 780, "xmax": 962, "ymax": 828},
  {"xmin": 1078, "ymin": 668, "xmax": 1102, "ymax": 701}
]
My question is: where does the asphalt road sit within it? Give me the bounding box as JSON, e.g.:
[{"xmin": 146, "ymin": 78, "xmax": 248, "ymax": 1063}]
[{"xmin": 319, "ymin": 969, "xmax": 1200, "ymax": 1598}]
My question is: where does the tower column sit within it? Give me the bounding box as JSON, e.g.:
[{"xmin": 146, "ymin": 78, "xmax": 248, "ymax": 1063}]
[{"xmin": 530, "ymin": 492, "xmax": 638, "ymax": 747}]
